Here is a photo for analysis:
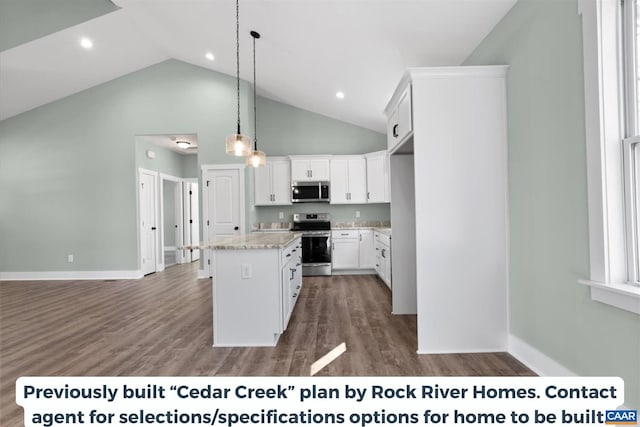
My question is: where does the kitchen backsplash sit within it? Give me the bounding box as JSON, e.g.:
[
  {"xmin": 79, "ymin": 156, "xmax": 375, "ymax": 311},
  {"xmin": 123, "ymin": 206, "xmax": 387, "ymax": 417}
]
[{"xmin": 254, "ymin": 204, "xmax": 390, "ymax": 225}]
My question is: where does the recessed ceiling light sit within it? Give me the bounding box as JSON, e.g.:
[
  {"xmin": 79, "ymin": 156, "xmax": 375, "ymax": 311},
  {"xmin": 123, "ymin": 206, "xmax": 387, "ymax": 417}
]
[
  {"xmin": 336, "ymin": 91, "xmax": 345, "ymax": 99},
  {"xmin": 80, "ymin": 38, "xmax": 93, "ymax": 49},
  {"xmin": 205, "ymin": 52, "xmax": 215, "ymax": 61},
  {"xmin": 176, "ymin": 141, "xmax": 191, "ymax": 149}
]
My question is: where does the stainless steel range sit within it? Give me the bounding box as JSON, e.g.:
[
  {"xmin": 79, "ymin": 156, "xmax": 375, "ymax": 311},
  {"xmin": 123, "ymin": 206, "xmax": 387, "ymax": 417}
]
[{"xmin": 291, "ymin": 213, "xmax": 331, "ymax": 276}]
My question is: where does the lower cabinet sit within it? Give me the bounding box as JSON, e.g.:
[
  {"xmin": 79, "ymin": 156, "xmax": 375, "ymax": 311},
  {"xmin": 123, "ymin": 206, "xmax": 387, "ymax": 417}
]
[
  {"xmin": 331, "ymin": 229, "xmax": 377, "ymax": 272},
  {"xmin": 281, "ymin": 240, "xmax": 302, "ymax": 328},
  {"xmin": 374, "ymin": 231, "xmax": 392, "ymax": 289}
]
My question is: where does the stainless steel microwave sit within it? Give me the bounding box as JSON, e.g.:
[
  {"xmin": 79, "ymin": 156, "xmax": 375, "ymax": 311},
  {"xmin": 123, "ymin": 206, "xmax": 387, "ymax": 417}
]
[{"xmin": 291, "ymin": 181, "xmax": 330, "ymax": 203}]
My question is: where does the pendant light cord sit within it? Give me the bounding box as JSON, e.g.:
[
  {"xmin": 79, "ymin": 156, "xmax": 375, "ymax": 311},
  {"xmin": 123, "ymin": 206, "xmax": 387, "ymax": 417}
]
[
  {"xmin": 253, "ymin": 34, "xmax": 257, "ymax": 151},
  {"xmin": 235, "ymin": 0, "xmax": 241, "ymax": 135}
]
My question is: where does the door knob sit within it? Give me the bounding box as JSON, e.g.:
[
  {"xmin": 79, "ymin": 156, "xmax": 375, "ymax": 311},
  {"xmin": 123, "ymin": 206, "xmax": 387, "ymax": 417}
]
[
  {"xmin": 234, "ymin": 226, "xmax": 239, "ymax": 230},
  {"xmin": 151, "ymin": 227, "xmax": 157, "ymax": 230}
]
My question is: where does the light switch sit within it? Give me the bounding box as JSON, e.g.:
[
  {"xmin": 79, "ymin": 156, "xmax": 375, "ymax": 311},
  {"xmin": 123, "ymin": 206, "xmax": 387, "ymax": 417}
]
[
  {"xmin": 279, "ymin": 212, "xmax": 284, "ymax": 219},
  {"xmin": 241, "ymin": 263, "xmax": 252, "ymax": 279},
  {"xmin": 67, "ymin": 254, "xmax": 74, "ymax": 263},
  {"xmin": 355, "ymin": 211, "xmax": 361, "ymax": 218}
]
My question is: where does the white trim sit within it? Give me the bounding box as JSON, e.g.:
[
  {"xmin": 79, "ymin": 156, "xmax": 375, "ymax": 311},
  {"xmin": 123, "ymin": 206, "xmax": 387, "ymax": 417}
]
[
  {"xmin": 0, "ymin": 270, "xmax": 143, "ymax": 281},
  {"xmin": 579, "ymin": 279, "xmax": 640, "ymax": 314},
  {"xmin": 508, "ymin": 335, "xmax": 577, "ymax": 377},
  {"xmin": 416, "ymin": 347, "xmax": 507, "ymax": 355}
]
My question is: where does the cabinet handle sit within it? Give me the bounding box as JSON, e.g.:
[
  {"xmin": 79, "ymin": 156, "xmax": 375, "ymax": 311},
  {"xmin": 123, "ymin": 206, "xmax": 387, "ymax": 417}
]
[
  {"xmin": 392, "ymin": 123, "xmax": 399, "ymax": 138},
  {"xmin": 359, "ymin": 234, "xmax": 362, "ymax": 242},
  {"xmin": 290, "ymin": 268, "xmax": 296, "ymax": 280},
  {"xmin": 296, "ymin": 262, "xmax": 301, "ymax": 266},
  {"xmin": 341, "ymin": 233, "xmax": 349, "ymax": 236},
  {"xmin": 296, "ymin": 285, "xmax": 301, "ymax": 290},
  {"xmin": 293, "ymin": 293, "xmax": 298, "ymax": 298},
  {"xmin": 376, "ymin": 264, "xmax": 379, "ymax": 267},
  {"xmin": 381, "ymin": 248, "xmax": 386, "ymax": 258},
  {"xmin": 367, "ymin": 191, "xmax": 370, "ymax": 200},
  {"xmin": 286, "ymin": 253, "xmax": 291, "ymax": 257}
]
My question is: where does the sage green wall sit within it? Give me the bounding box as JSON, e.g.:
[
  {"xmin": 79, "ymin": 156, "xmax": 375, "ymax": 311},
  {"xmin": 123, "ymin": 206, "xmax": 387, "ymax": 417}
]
[
  {"xmin": 0, "ymin": 0, "xmax": 119, "ymax": 51},
  {"xmin": 0, "ymin": 59, "xmax": 253, "ymax": 272},
  {"xmin": 464, "ymin": 0, "xmax": 640, "ymax": 408},
  {"xmin": 135, "ymin": 138, "xmax": 198, "ymax": 179},
  {"xmin": 253, "ymin": 97, "xmax": 389, "ymax": 225}
]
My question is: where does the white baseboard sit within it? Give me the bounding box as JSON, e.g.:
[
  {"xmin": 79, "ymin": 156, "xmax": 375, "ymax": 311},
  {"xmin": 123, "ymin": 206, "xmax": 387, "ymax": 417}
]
[
  {"xmin": 0, "ymin": 270, "xmax": 143, "ymax": 281},
  {"xmin": 508, "ymin": 334, "xmax": 576, "ymax": 376},
  {"xmin": 331, "ymin": 269, "xmax": 377, "ymax": 276}
]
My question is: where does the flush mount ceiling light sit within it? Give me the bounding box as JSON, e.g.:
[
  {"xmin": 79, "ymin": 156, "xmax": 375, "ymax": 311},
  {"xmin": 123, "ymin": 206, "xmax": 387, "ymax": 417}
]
[
  {"xmin": 336, "ymin": 91, "xmax": 345, "ymax": 99},
  {"xmin": 247, "ymin": 30, "xmax": 266, "ymax": 168},
  {"xmin": 205, "ymin": 52, "xmax": 215, "ymax": 61},
  {"xmin": 176, "ymin": 140, "xmax": 191, "ymax": 149},
  {"xmin": 80, "ymin": 38, "xmax": 93, "ymax": 49},
  {"xmin": 225, "ymin": 0, "xmax": 252, "ymax": 157}
]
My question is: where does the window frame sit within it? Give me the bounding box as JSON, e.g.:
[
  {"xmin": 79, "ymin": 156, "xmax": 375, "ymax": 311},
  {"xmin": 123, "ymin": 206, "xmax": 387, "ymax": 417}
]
[{"xmin": 578, "ymin": 0, "xmax": 640, "ymax": 314}]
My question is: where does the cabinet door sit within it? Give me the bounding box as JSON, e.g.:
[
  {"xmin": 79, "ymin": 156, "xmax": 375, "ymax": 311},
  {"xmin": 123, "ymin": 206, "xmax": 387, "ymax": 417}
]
[
  {"xmin": 381, "ymin": 244, "xmax": 391, "ymax": 288},
  {"xmin": 332, "ymin": 238, "xmax": 359, "ymax": 270},
  {"xmin": 348, "ymin": 158, "xmax": 367, "ymax": 203},
  {"xmin": 366, "ymin": 154, "xmax": 387, "ymax": 203},
  {"xmin": 387, "ymin": 108, "xmax": 399, "ymax": 151},
  {"xmin": 358, "ymin": 230, "xmax": 375, "ymax": 269},
  {"xmin": 397, "ymin": 86, "xmax": 413, "ymax": 141},
  {"xmin": 254, "ymin": 163, "xmax": 273, "ymax": 206},
  {"xmin": 291, "ymin": 159, "xmax": 309, "ymax": 181},
  {"xmin": 309, "ymin": 159, "xmax": 330, "ymax": 180},
  {"xmin": 271, "ymin": 160, "xmax": 291, "ymax": 205},
  {"xmin": 330, "ymin": 159, "xmax": 349, "ymax": 204}
]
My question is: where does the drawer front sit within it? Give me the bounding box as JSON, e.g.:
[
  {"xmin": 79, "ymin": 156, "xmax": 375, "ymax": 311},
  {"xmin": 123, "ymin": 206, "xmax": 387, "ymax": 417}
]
[
  {"xmin": 374, "ymin": 232, "xmax": 391, "ymax": 247},
  {"xmin": 332, "ymin": 230, "xmax": 359, "ymax": 239},
  {"xmin": 281, "ymin": 239, "xmax": 301, "ymax": 265}
]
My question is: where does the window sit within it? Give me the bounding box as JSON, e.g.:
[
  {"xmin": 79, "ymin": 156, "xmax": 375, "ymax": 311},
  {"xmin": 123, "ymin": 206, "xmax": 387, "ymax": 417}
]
[
  {"xmin": 623, "ymin": 0, "xmax": 640, "ymax": 285},
  {"xmin": 579, "ymin": 0, "xmax": 640, "ymax": 314}
]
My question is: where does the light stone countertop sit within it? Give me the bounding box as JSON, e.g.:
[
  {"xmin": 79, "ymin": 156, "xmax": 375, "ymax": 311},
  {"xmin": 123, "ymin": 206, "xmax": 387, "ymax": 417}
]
[
  {"xmin": 205, "ymin": 232, "xmax": 302, "ymax": 250},
  {"xmin": 373, "ymin": 227, "xmax": 392, "ymax": 236}
]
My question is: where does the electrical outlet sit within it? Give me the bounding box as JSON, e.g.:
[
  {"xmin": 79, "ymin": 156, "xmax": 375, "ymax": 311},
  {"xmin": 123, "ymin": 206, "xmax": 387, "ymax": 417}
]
[
  {"xmin": 67, "ymin": 254, "xmax": 74, "ymax": 263},
  {"xmin": 355, "ymin": 211, "xmax": 361, "ymax": 218},
  {"xmin": 241, "ymin": 263, "xmax": 252, "ymax": 279},
  {"xmin": 279, "ymin": 212, "xmax": 284, "ymax": 220}
]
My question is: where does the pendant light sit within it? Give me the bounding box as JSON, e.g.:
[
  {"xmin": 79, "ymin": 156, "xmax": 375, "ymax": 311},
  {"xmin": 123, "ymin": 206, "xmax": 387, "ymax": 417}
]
[
  {"xmin": 225, "ymin": 0, "xmax": 252, "ymax": 157},
  {"xmin": 247, "ymin": 30, "xmax": 266, "ymax": 168}
]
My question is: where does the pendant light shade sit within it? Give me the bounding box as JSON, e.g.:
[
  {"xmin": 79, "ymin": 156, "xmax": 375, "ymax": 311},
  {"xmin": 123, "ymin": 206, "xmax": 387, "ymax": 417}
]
[
  {"xmin": 226, "ymin": 134, "xmax": 252, "ymax": 156},
  {"xmin": 226, "ymin": 0, "xmax": 252, "ymax": 157},
  {"xmin": 246, "ymin": 149, "xmax": 266, "ymax": 167},
  {"xmin": 247, "ymin": 30, "xmax": 266, "ymax": 167}
]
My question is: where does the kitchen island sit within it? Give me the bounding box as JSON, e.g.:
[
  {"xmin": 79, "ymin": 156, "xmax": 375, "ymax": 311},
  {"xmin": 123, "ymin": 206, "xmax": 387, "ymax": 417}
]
[{"xmin": 207, "ymin": 232, "xmax": 302, "ymax": 347}]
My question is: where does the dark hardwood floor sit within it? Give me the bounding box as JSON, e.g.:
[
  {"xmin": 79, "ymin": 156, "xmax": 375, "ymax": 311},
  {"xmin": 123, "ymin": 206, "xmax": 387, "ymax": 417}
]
[{"xmin": 0, "ymin": 263, "xmax": 532, "ymax": 426}]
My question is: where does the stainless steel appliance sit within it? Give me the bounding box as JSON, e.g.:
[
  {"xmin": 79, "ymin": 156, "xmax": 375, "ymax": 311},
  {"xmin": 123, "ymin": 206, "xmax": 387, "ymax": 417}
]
[
  {"xmin": 291, "ymin": 181, "xmax": 330, "ymax": 203},
  {"xmin": 292, "ymin": 213, "xmax": 331, "ymax": 276}
]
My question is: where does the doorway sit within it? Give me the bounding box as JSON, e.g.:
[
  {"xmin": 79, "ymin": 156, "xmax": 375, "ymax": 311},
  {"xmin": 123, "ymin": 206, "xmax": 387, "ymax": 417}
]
[
  {"xmin": 139, "ymin": 168, "xmax": 159, "ymax": 275},
  {"xmin": 202, "ymin": 165, "xmax": 246, "ymax": 277}
]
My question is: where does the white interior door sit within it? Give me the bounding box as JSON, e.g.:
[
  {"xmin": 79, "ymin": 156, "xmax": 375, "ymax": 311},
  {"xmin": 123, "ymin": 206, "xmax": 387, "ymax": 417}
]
[
  {"xmin": 203, "ymin": 166, "xmax": 245, "ymax": 277},
  {"xmin": 189, "ymin": 182, "xmax": 200, "ymax": 262},
  {"xmin": 182, "ymin": 181, "xmax": 200, "ymax": 263},
  {"xmin": 139, "ymin": 170, "xmax": 158, "ymax": 275}
]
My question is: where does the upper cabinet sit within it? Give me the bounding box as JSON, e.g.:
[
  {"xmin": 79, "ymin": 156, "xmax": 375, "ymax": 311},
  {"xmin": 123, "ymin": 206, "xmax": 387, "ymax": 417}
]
[
  {"xmin": 330, "ymin": 157, "xmax": 367, "ymax": 204},
  {"xmin": 386, "ymin": 84, "xmax": 413, "ymax": 152},
  {"xmin": 254, "ymin": 158, "xmax": 291, "ymax": 206},
  {"xmin": 290, "ymin": 156, "xmax": 331, "ymax": 182},
  {"xmin": 365, "ymin": 151, "xmax": 390, "ymax": 203}
]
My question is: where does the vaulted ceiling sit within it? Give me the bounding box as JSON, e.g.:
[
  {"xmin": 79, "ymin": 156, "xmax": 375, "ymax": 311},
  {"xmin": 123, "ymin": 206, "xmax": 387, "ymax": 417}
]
[{"xmin": 0, "ymin": 0, "xmax": 516, "ymax": 132}]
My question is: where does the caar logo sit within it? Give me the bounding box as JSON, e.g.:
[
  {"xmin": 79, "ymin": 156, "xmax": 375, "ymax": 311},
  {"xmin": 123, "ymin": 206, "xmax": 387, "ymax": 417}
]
[{"xmin": 605, "ymin": 410, "xmax": 637, "ymax": 425}]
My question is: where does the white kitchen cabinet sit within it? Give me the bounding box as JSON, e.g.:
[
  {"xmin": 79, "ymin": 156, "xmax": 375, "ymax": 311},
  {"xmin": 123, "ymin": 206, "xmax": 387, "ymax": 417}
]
[
  {"xmin": 386, "ymin": 66, "xmax": 508, "ymax": 353},
  {"xmin": 331, "ymin": 230, "xmax": 359, "ymax": 270},
  {"xmin": 365, "ymin": 151, "xmax": 390, "ymax": 203},
  {"xmin": 330, "ymin": 157, "xmax": 367, "ymax": 204},
  {"xmin": 386, "ymin": 84, "xmax": 413, "ymax": 152},
  {"xmin": 281, "ymin": 240, "xmax": 302, "ymax": 328},
  {"xmin": 358, "ymin": 230, "xmax": 375, "ymax": 269},
  {"xmin": 374, "ymin": 231, "xmax": 391, "ymax": 289},
  {"xmin": 290, "ymin": 156, "xmax": 331, "ymax": 182},
  {"xmin": 254, "ymin": 158, "xmax": 291, "ymax": 206}
]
